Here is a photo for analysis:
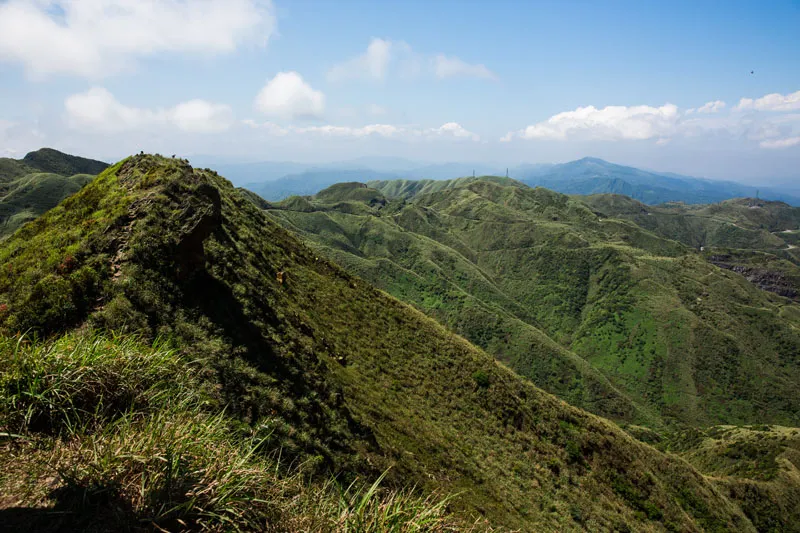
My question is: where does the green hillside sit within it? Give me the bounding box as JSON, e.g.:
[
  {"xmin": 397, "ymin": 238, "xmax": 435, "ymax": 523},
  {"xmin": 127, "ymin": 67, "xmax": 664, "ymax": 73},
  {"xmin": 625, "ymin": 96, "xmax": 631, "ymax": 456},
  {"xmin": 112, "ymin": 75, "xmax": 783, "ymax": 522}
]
[
  {"xmin": 585, "ymin": 195, "xmax": 800, "ymax": 299},
  {"xmin": 368, "ymin": 175, "xmax": 525, "ymax": 199},
  {"xmin": 1, "ymin": 154, "xmax": 779, "ymax": 531},
  {"xmin": 0, "ymin": 148, "xmax": 108, "ymax": 239},
  {"xmin": 21, "ymin": 147, "xmax": 110, "ymax": 177},
  {"xmin": 666, "ymin": 425, "xmax": 800, "ymax": 532},
  {"xmin": 584, "ymin": 194, "xmax": 800, "ymax": 251},
  {"xmin": 0, "ymin": 172, "xmax": 93, "ymax": 237},
  {"xmin": 267, "ymin": 179, "xmax": 800, "ymax": 430}
]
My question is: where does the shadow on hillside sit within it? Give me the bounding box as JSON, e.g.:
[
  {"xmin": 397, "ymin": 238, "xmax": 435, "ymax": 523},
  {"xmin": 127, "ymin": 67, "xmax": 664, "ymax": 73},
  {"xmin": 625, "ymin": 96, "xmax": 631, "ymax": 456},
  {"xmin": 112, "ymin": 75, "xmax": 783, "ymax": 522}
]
[{"xmin": 0, "ymin": 480, "xmax": 142, "ymax": 533}]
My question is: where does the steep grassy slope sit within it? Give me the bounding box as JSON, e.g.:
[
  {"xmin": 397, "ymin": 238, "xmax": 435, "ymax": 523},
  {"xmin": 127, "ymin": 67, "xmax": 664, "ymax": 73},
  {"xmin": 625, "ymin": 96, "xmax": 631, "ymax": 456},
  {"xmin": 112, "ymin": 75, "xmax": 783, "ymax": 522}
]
[
  {"xmin": 0, "ymin": 155, "xmax": 767, "ymax": 531},
  {"xmin": 270, "ymin": 184, "xmax": 659, "ymax": 427},
  {"xmin": 267, "ymin": 180, "xmax": 800, "ymax": 430}
]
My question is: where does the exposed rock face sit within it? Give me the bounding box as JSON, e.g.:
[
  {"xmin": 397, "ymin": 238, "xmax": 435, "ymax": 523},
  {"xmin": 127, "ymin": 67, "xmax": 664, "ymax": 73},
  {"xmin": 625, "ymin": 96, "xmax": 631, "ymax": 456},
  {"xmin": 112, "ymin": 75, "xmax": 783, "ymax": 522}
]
[
  {"xmin": 710, "ymin": 255, "xmax": 798, "ymax": 299},
  {"xmin": 175, "ymin": 182, "xmax": 222, "ymax": 278}
]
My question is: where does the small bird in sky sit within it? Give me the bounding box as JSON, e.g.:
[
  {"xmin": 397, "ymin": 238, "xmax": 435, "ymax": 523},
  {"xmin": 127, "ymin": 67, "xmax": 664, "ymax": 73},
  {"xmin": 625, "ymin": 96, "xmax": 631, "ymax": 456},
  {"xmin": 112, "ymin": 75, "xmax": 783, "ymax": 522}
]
[{"xmin": 750, "ymin": 70, "xmax": 754, "ymax": 74}]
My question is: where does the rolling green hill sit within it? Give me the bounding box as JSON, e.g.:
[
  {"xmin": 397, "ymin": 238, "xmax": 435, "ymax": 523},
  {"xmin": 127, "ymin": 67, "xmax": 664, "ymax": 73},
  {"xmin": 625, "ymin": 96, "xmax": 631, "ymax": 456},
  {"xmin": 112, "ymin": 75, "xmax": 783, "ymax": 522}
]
[
  {"xmin": 584, "ymin": 194, "xmax": 800, "ymax": 299},
  {"xmin": 1, "ymin": 154, "xmax": 784, "ymax": 531},
  {"xmin": 0, "ymin": 148, "xmax": 108, "ymax": 239},
  {"xmin": 266, "ymin": 179, "xmax": 800, "ymax": 431},
  {"xmin": 583, "ymin": 194, "xmax": 800, "ymax": 251}
]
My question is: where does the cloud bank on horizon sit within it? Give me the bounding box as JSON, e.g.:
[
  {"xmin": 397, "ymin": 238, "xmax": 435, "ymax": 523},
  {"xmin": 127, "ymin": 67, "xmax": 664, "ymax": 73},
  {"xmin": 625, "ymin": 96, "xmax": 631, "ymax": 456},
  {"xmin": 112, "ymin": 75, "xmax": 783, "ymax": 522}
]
[
  {"xmin": 0, "ymin": 0, "xmax": 797, "ymax": 180},
  {"xmin": 501, "ymin": 92, "xmax": 800, "ymax": 149}
]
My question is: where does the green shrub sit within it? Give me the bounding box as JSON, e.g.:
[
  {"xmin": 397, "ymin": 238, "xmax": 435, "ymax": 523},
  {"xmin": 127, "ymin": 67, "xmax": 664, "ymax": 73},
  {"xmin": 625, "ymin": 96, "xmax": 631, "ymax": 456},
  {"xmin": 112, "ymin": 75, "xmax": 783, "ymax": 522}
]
[{"xmin": 472, "ymin": 370, "xmax": 490, "ymax": 388}]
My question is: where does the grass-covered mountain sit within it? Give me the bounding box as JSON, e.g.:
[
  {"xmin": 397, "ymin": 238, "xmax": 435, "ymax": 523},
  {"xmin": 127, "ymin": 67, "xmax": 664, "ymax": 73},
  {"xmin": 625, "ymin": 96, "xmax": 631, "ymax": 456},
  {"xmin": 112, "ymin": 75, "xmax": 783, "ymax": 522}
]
[
  {"xmin": 266, "ymin": 179, "xmax": 800, "ymax": 431},
  {"xmin": 0, "ymin": 148, "xmax": 109, "ymax": 238},
  {"xmin": 2, "ymin": 154, "xmax": 787, "ymax": 531},
  {"xmin": 513, "ymin": 158, "xmax": 800, "ymax": 206},
  {"xmin": 585, "ymin": 195, "xmax": 800, "ymax": 299},
  {"xmin": 584, "ymin": 195, "xmax": 800, "ymax": 251}
]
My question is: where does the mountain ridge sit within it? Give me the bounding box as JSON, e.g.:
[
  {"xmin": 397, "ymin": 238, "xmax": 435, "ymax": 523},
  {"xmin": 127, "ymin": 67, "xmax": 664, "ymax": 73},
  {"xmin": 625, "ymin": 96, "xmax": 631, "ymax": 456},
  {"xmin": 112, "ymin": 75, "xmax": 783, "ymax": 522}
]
[
  {"xmin": 268, "ymin": 177, "xmax": 800, "ymax": 432},
  {"xmin": 1, "ymin": 154, "xmax": 783, "ymax": 531}
]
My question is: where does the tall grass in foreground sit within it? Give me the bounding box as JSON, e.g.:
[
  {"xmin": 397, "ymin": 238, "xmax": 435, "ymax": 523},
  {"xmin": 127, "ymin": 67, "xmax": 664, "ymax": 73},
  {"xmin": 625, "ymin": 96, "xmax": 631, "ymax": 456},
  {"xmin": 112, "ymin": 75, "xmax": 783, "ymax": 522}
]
[{"xmin": 0, "ymin": 333, "xmax": 472, "ymax": 532}]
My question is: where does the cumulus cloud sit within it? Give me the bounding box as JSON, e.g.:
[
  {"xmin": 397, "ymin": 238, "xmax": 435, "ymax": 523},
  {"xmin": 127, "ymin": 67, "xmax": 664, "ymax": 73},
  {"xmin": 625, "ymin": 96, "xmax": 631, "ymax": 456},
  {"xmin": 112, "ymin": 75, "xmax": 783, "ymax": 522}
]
[
  {"xmin": 432, "ymin": 55, "xmax": 496, "ymax": 80},
  {"xmin": 735, "ymin": 90, "xmax": 800, "ymax": 112},
  {"xmin": 503, "ymin": 90, "xmax": 800, "ymax": 150},
  {"xmin": 170, "ymin": 100, "xmax": 234, "ymax": 133},
  {"xmin": 0, "ymin": 0, "xmax": 276, "ymax": 78},
  {"xmin": 65, "ymin": 87, "xmax": 233, "ymax": 132},
  {"xmin": 328, "ymin": 38, "xmax": 394, "ymax": 82},
  {"xmin": 242, "ymin": 120, "xmax": 479, "ymax": 141},
  {"xmin": 504, "ymin": 104, "xmax": 679, "ymax": 142},
  {"xmin": 254, "ymin": 72, "xmax": 325, "ymax": 120},
  {"xmin": 428, "ymin": 122, "xmax": 480, "ymax": 141}
]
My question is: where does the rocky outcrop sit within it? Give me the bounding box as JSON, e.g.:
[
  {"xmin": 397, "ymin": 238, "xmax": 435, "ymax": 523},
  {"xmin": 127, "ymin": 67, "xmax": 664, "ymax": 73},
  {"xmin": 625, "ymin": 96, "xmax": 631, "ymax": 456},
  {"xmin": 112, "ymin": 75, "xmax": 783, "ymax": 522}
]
[{"xmin": 710, "ymin": 255, "xmax": 798, "ymax": 299}]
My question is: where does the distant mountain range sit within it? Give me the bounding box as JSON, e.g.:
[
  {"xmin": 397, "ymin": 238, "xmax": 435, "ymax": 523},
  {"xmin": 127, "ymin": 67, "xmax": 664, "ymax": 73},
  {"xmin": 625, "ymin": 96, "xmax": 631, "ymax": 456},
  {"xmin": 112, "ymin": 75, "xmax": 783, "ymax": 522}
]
[
  {"xmin": 514, "ymin": 157, "xmax": 800, "ymax": 206},
  {"xmin": 240, "ymin": 156, "xmax": 800, "ymax": 205}
]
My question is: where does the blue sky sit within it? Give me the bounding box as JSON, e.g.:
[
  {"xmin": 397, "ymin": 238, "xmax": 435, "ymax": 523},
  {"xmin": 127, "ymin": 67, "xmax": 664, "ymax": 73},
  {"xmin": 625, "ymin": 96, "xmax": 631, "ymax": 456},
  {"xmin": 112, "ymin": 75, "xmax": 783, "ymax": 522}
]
[{"xmin": 0, "ymin": 0, "xmax": 799, "ymax": 181}]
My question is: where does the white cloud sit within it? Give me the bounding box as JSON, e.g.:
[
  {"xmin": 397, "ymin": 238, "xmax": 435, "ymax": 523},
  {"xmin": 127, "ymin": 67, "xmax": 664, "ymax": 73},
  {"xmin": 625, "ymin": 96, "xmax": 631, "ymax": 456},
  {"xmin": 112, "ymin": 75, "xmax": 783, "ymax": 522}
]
[
  {"xmin": 735, "ymin": 90, "xmax": 800, "ymax": 112},
  {"xmin": 65, "ymin": 87, "xmax": 233, "ymax": 133},
  {"xmin": 696, "ymin": 100, "xmax": 726, "ymax": 113},
  {"xmin": 0, "ymin": 0, "xmax": 276, "ymax": 78},
  {"xmin": 254, "ymin": 72, "xmax": 325, "ymax": 120},
  {"xmin": 328, "ymin": 38, "xmax": 393, "ymax": 82},
  {"xmin": 760, "ymin": 136, "xmax": 800, "ymax": 149},
  {"xmin": 240, "ymin": 120, "xmax": 479, "ymax": 141},
  {"xmin": 170, "ymin": 100, "xmax": 233, "ymax": 133},
  {"xmin": 503, "ymin": 92, "xmax": 800, "ymax": 151},
  {"xmin": 432, "ymin": 55, "xmax": 496, "ymax": 80},
  {"xmin": 428, "ymin": 122, "xmax": 480, "ymax": 141},
  {"xmin": 504, "ymin": 104, "xmax": 679, "ymax": 142}
]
